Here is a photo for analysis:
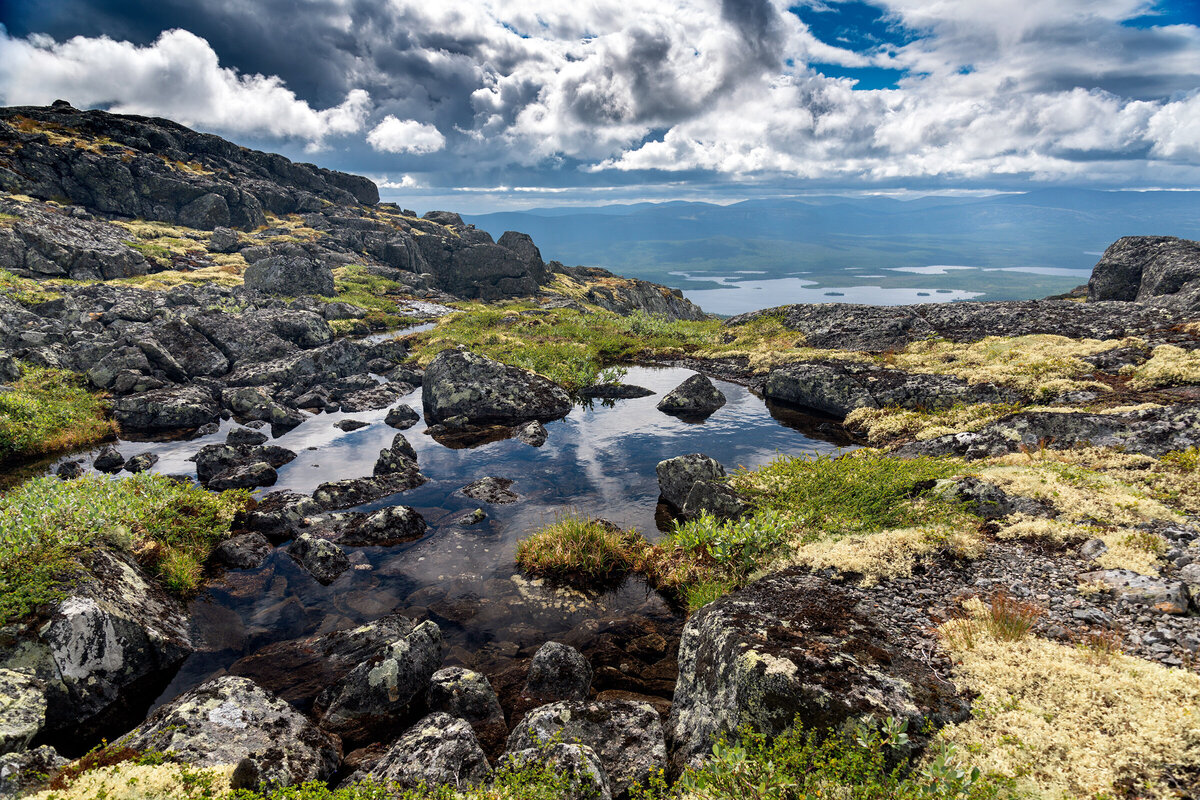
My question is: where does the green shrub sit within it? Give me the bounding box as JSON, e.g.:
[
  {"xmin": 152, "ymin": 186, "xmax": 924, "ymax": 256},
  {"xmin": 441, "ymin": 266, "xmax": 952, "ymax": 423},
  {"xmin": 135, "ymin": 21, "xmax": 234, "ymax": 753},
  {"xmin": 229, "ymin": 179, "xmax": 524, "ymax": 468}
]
[
  {"xmin": 0, "ymin": 474, "xmax": 250, "ymax": 624},
  {"xmin": 0, "ymin": 364, "xmax": 116, "ymax": 465}
]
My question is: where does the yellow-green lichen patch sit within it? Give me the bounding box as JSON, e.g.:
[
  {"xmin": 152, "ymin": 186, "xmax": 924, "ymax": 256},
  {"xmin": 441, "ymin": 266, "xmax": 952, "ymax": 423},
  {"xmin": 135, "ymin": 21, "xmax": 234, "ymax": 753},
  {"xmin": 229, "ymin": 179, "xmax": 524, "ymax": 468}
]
[{"xmin": 1124, "ymin": 344, "xmax": 1200, "ymax": 390}]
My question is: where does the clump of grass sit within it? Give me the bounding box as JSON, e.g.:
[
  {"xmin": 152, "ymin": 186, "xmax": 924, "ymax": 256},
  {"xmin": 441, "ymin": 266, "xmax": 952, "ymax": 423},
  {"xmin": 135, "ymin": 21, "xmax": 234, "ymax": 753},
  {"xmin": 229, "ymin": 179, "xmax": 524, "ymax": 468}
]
[
  {"xmin": 0, "ymin": 474, "xmax": 250, "ymax": 625},
  {"xmin": 515, "ymin": 514, "xmax": 650, "ymax": 581},
  {"xmin": 0, "ymin": 268, "xmax": 63, "ymax": 305},
  {"xmin": 0, "ymin": 364, "xmax": 116, "ymax": 465}
]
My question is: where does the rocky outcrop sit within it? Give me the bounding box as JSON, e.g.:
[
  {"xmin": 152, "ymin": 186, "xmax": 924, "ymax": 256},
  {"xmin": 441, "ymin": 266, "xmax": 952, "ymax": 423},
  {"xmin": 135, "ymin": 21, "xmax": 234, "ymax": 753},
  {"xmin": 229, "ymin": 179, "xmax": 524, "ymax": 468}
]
[
  {"xmin": 111, "ymin": 385, "xmax": 222, "ymax": 432},
  {"xmin": 313, "ymin": 470, "xmax": 427, "ymax": 510},
  {"xmin": 422, "ymin": 349, "xmax": 572, "ymax": 425},
  {"xmin": 429, "ymin": 668, "xmax": 508, "ymax": 757},
  {"xmin": 0, "ymin": 549, "xmax": 192, "ymax": 749},
  {"xmin": 0, "ymin": 746, "xmax": 67, "ymax": 796},
  {"xmin": 314, "ymin": 620, "xmax": 442, "ymax": 747},
  {"xmin": 505, "ymin": 700, "xmax": 666, "ymax": 800},
  {"xmin": 243, "ymin": 255, "xmax": 336, "ymax": 297},
  {"xmin": 0, "ymin": 198, "xmax": 150, "ymax": 281},
  {"xmin": 524, "ymin": 642, "xmax": 593, "ymax": 702},
  {"xmin": 0, "ymin": 671, "xmax": 46, "ymax": 754},
  {"xmin": 1088, "ymin": 236, "xmax": 1200, "ymax": 310},
  {"xmin": 415, "ymin": 216, "xmax": 550, "ymax": 300},
  {"xmin": 763, "ymin": 361, "xmax": 1020, "ymax": 418},
  {"xmin": 729, "ymin": 300, "xmax": 1188, "ymax": 352},
  {"xmin": 657, "ymin": 374, "xmax": 726, "ymax": 419},
  {"xmin": 120, "ymin": 676, "xmax": 341, "ymax": 788},
  {"xmin": 896, "ymin": 404, "xmax": 1200, "ymax": 460},
  {"xmin": 557, "ymin": 265, "xmax": 708, "ymax": 321},
  {"xmin": 365, "ymin": 713, "xmax": 492, "ymax": 789},
  {"xmin": 288, "ymin": 533, "xmax": 350, "ymax": 585},
  {"xmin": 667, "ymin": 568, "xmax": 967, "ymax": 771}
]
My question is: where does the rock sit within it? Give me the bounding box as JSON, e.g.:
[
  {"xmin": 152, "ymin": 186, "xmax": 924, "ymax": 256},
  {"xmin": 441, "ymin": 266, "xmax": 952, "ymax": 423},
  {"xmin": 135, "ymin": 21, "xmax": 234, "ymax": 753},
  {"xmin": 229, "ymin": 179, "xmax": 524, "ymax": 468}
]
[
  {"xmin": 314, "ymin": 470, "xmax": 427, "ymax": 510},
  {"xmin": 429, "ymin": 667, "xmax": 507, "ymax": 755},
  {"xmin": 112, "ymin": 386, "xmax": 221, "ymax": 432},
  {"xmin": 524, "ymin": 642, "xmax": 593, "ymax": 702},
  {"xmin": 335, "ymin": 505, "xmax": 427, "ymax": 547},
  {"xmin": 656, "ymin": 453, "xmax": 725, "ymax": 510},
  {"xmin": 323, "ymin": 302, "xmax": 367, "ymax": 321},
  {"xmin": 373, "ymin": 433, "xmax": 418, "ymax": 475},
  {"xmin": 422, "ymin": 349, "xmax": 571, "ymax": 425},
  {"xmin": 227, "ymin": 427, "xmax": 269, "ymax": 447},
  {"xmin": 680, "ymin": 480, "xmax": 750, "ymax": 520},
  {"xmin": 929, "ymin": 477, "xmax": 1051, "ymax": 520},
  {"xmin": 505, "ymin": 700, "xmax": 665, "ymax": 799},
  {"xmin": 208, "ymin": 226, "xmax": 240, "ymax": 254},
  {"xmin": 208, "ymin": 462, "xmax": 279, "ymax": 491},
  {"xmin": 121, "ymin": 676, "xmax": 340, "ymax": 788},
  {"xmin": 214, "ymin": 533, "xmax": 273, "ymax": 570},
  {"xmin": 515, "ymin": 421, "xmax": 548, "ymax": 447},
  {"xmin": 461, "ymin": 476, "xmax": 519, "ymax": 504},
  {"xmin": 339, "ymin": 382, "xmax": 410, "ymax": 413},
  {"xmin": 123, "ymin": 452, "xmax": 159, "ymax": 474},
  {"xmin": 334, "ymin": 419, "xmax": 369, "ymax": 432},
  {"xmin": 667, "ymin": 568, "xmax": 967, "ymax": 771},
  {"xmin": 1078, "ymin": 569, "xmax": 1190, "ymax": 614},
  {"xmin": 241, "ymin": 490, "xmax": 321, "ymax": 542},
  {"xmin": 0, "ymin": 670, "xmax": 47, "ymax": 754},
  {"xmin": 0, "ymin": 745, "xmax": 67, "ymax": 795},
  {"xmin": 579, "ymin": 383, "xmax": 655, "ymax": 399},
  {"xmin": 315, "ymin": 620, "xmax": 442, "ymax": 746},
  {"xmin": 385, "ymin": 403, "xmax": 420, "ymax": 429},
  {"xmin": 503, "ymin": 743, "xmax": 612, "ymax": 800},
  {"xmin": 0, "ymin": 549, "xmax": 192, "ymax": 744},
  {"xmin": 454, "ymin": 509, "xmax": 487, "ymax": 526},
  {"xmin": 92, "ymin": 445, "xmax": 125, "ymax": 473},
  {"xmin": 195, "ymin": 443, "xmax": 295, "ymax": 485},
  {"xmin": 1080, "ymin": 538, "xmax": 1109, "ymax": 561},
  {"xmin": 366, "ymin": 713, "xmax": 491, "ymax": 789},
  {"xmin": 289, "ymin": 533, "xmax": 350, "ymax": 585},
  {"xmin": 244, "ymin": 255, "xmax": 336, "ymax": 297},
  {"xmin": 55, "ymin": 460, "xmax": 85, "ymax": 480},
  {"xmin": 656, "ymin": 374, "xmax": 726, "ymax": 419},
  {"xmin": 764, "ymin": 361, "xmax": 1019, "ymax": 418},
  {"xmin": 1088, "ymin": 236, "xmax": 1200, "ymax": 308}
]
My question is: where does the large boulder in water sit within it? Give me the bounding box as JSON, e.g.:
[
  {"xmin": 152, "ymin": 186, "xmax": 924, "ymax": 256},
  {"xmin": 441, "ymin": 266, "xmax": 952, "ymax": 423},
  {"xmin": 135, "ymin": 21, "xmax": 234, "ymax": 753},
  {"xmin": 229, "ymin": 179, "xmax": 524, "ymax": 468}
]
[
  {"xmin": 656, "ymin": 374, "xmax": 725, "ymax": 419},
  {"xmin": 667, "ymin": 568, "xmax": 968, "ymax": 771},
  {"xmin": 422, "ymin": 349, "xmax": 571, "ymax": 425},
  {"xmin": 121, "ymin": 675, "xmax": 341, "ymax": 788},
  {"xmin": 0, "ymin": 549, "xmax": 192, "ymax": 747},
  {"xmin": 1088, "ymin": 236, "xmax": 1200, "ymax": 308},
  {"xmin": 656, "ymin": 453, "xmax": 725, "ymax": 509}
]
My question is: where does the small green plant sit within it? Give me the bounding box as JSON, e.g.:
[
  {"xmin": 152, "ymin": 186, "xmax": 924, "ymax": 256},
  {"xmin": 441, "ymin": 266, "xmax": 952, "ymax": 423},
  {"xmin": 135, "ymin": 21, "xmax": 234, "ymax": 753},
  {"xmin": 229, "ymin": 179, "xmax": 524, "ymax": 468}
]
[
  {"xmin": 0, "ymin": 364, "xmax": 117, "ymax": 465},
  {"xmin": 667, "ymin": 510, "xmax": 793, "ymax": 580}
]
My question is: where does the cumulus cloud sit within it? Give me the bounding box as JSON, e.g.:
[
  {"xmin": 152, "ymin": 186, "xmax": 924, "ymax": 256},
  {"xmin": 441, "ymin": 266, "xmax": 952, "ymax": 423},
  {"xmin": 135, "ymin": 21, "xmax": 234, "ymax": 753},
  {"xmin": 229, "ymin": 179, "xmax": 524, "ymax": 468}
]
[
  {"xmin": 0, "ymin": 28, "xmax": 371, "ymax": 146},
  {"xmin": 367, "ymin": 116, "xmax": 446, "ymax": 154}
]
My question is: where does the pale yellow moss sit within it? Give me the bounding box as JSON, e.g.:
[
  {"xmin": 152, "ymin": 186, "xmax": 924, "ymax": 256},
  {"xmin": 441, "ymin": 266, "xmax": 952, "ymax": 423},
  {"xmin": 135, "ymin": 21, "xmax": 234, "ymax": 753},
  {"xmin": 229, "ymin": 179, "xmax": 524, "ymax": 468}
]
[
  {"xmin": 1125, "ymin": 344, "xmax": 1200, "ymax": 389},
  {"xmin": 890, "ymin": 334, "xmax": 1136, "ymax": 399},
  {"xmin": 109, "ymin": 262, "xmax": 245, "ymax": 290},
  {"xmin": 937, "ymin": 618, "xmax": 1200, "ymax": 800},
  {"xmin": 30, "ymin": 763, "xmax": 233, "ymax": 800},
  {"xmin": 994, "ymin": 513, "xmax": 1166, "ymax": 575},
  {"xmin": 784, "ymin": 525, "xmax": 984, "ymax": 586},
  {"xmin": 846, "ymin": 403, "xmax": 1023, "ymax": 444},
  {"xmin": 993, "ymin": 513, "xmax": 1086, "ymax": 544}
]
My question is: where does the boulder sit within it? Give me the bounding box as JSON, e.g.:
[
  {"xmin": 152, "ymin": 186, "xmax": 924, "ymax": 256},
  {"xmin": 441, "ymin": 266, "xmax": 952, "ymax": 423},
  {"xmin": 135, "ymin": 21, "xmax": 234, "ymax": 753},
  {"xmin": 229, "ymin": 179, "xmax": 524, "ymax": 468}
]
[
  {"xmin": 385, "ymin": 403, "xmax": 420, "ymax": 429},
  {"xmin": 241, "ymin": 490, "xmax": 321, "ymax": 542},
  {"xmin": 288, "ymin": 533, "xmax": 350, "ymax": 585},
  {"xmin": 112, "ymin": 386, "xmax": 221, "ymax": 432},
  {"xmin": 656, "ymin": 374, "xmax": 726, "ymax": 419},
  {"xmin": 366, "ymin": 713, "xmax": 491, "ymax": 789},
  {"xmin": 1078, "ymin": 569, "xmax": 1190, "ymax": 614},
  {"xmin": 92, "ymin": 445, "xmax": 125, "ymax": 473},
  {"xmin": 373, "ymin": 433, "xmax": 418, "ymax": 476},
  {"xmin": 0, "ymin": 549, "xmax": 192, "ymax": 745},
  {"xmin": 226, "ymin": 427, "xmax": 269, "ymax": 447},
  {"xmin": 461, "ymin": 476, "xmax": 519, "ymax": 504},
  {"xmin": 422, "ymin": 349, "xmax": 571, "ymax": 426},
  {"xmin": 178, "ymin": 193, "xmax": 230, "ymax": 230},
  {"xmin": 194, "ymin": 443, "xmax": 295, "ymax": 485},
  {"xmin": 123, "ymin": 452, "xmax": 159, "ymax": 474},
  {"xmin": 244, "ymin": 256, "xmax": 336, "ymax": 297},
  {"xmin": 524, "ymin": 642, "xmax": 593, "ymax": 702},
  {"xmin": 0, "ymin": 670, "xmax": 47, "ymax": 754},
  {"xmin": 515, "ymin": 420, "xmax": 548, "ymax": 447},
  {"xmin": 228, "ymin": 615, "xmax": 422, "ymax": 708},
  {"xmin": 334, "ymin": 419, "xmax": 369, "ymax": 432},
  {"xmin": 335, "ymin": 506, "xmax": 427, "ymax": 547},
  {"xmin": 656, "ymin": 454, "xmax": 725, "ymax": 510},
  {"xmin": 314, "ymin": 470, "xmax": 427, "ymax": 511},
  {"xmin": 763, "ymin": 361, "xmax": 1018, "ymax": 418},
  {"xmin": 505, "ymin": 700, "xmax": 665, "ymax": 800},
  {"xmin": 503, "ymin": 742, "xmax": 612, "ymax": 800},
  {"xmin": 339, "ymin": 382, "xmax": 410, "ymax": 413},
  {"xmin": 55, "ymin": 460, "xmax": 85, "ymax": 480},
  {"xmin": 121, "ymin": 676, "xmax": 341, "ymax": 788},
  {"xmin": 667, "ymin": 568, "xmax": 967, "ymax": 771},
  {"xmin": 1088, "ymin": 236, "xmax": 1200, "ymax": 308},
  {"xmin": 315, "ymin": 620, "xmax": 442, "ymax": 746},
  {"xmin": 680, "ymin": 480, "xmax": 750, "ymax": 520},
  {"xmin": 579, "ymin": 383, "xmax": 655, "ymax": 400},
  {"xmin": 214, "ymin": 533, "xmax": 273, "ymax": 570},
  {"xmin": 429, "ymin": 668, "xmax": 507, "ymax": 756},
  {"xmin": 0, "ymin": 745, "xmax": 68, "ymax": 795},
  {"xmin": 208, "ymin": 462, "xmax": 278, "ymax": 491}
]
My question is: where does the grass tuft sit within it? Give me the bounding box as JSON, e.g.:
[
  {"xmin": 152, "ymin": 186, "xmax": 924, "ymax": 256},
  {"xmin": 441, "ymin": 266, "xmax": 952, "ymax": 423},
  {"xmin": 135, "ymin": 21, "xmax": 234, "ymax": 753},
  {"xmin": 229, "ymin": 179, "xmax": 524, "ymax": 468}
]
[{"xmin": 0, "ymin": 364, "xmax": 116, "ymax": 465}]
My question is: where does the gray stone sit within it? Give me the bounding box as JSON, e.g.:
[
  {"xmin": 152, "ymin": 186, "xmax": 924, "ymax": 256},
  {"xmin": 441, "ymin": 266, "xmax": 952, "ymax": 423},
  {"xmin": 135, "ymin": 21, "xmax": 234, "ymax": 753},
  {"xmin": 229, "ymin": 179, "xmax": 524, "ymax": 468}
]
[
  {"xmin": 503, "ymin": 742, "xmax": 612, "ymax": 800},
  {"xmin": 656, "ymin": 373, "xmax": 726, "ymax": 419},
  {"xmin": 112, "ymin": 385, "xmax": 221, "ymax": 432},
  {"xmin": 367, "ymin": 712, "xmax": 491, "ymax": 789},
  {"xmin": 55, "ymin": 460, "xmax": 85, "ymax": 480},
  {"xmin": 214, "ymin": 533, "xmax": 273, "ymax": 570},
  {"xmin": 1078, "ymin": 569, "xmax": 1190, "ymax": 614},
  {"xmin": 525, "ymin": 641, "xmax": 593, "ymax": 702},
  {"xmin": 226, "ymin": 427, "xmax": 269, "ymax": 447},
  {"xmin": 515, "ymin": 420, "xmax": 548, "ymax": 447},
  {"xmin": 244, "ymin": 256, "xmax": 336, "ymax": 297},
  {"xmin": 208, "ymin": 461, "xmax": 278, "ymax": 491},
  {"xmin": 681, "ymin": 480, "xmax": 750, "ymax": 520},
  {"xmin": 429, "ymin": 667, "xmax": 507, "ymax": 754},
  {"xmin": 461, "ymin": 476, "xmax": 519, "ymax": 504},
  {"xmin": 656, "ymin": 453, "xmax": 725, "ymax": 510},
  {"xmin": 385, "ymin": 403, "xmax": 420, "ymax": 429},
  {"xmin": 422, "ymin": 349, "xmax": 571, "ymax": 425},
  {"xmin": 334, "ymin": 505, "xmax": 428, "ymax": 547},
  {"xmin": 289, "ymin": 533, "xmax": 350, "ymax": 585},
  {"xmin": 0, "ymin": 670, "xmax": 47, "ymax": 754},
  {"xmin": 313, "ymin": 471, "xmax": 427, "ymax": 510},
  {"xmin": 123, "ymin": 452, "xmax": 159, "ymax": 474},
  {"xmin": 0, "ymin": 746, "xmax": 67, "ymax": 796},
  {"xmin": 93, "ymin": 445, "xmax": 125, "ymax": 473}
]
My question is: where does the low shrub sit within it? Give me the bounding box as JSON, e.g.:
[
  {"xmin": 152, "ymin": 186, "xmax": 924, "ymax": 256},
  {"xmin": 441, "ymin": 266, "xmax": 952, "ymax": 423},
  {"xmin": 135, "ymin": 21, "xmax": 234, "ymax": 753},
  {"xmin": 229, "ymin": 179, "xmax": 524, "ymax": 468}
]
[{"xmin": 0, "ymin": 364, "xmax": 116, "ymax": 465}]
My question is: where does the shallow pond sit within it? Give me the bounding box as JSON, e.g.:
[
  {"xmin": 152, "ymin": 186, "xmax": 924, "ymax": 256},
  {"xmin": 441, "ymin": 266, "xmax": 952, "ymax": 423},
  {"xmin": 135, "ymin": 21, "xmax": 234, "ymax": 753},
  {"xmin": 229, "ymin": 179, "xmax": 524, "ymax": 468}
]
[{"xmin": 50, "ymin": 366, "xmax": 851, "ymax": 713}]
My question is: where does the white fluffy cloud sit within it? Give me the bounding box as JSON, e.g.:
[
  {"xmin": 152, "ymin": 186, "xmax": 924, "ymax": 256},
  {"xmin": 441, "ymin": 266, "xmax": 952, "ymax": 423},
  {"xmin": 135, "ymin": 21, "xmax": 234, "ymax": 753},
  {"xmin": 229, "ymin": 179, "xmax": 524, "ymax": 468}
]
[
  {"xmin": 367, "ymin": 116, "xmax": 446, "ymax": 153},
  {"xmin": 0, "ymin": 28, "xmax": 371, "ymax": 146}
]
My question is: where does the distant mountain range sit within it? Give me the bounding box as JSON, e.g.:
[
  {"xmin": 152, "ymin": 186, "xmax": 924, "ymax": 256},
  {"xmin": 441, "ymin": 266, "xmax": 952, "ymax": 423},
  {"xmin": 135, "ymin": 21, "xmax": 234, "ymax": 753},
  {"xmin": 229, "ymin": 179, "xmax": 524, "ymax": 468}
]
[{"xmin": 466, "ymin": 189, "xmax": 1200, "ymax": 304}]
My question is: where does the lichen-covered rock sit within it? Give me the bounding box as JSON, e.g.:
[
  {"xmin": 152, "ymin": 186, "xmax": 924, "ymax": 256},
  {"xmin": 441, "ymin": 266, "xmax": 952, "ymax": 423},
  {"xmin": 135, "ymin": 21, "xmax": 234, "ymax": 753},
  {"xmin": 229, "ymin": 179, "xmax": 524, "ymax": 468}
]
[
  {"xmin": 313, "ymin": 470, "xmax": 427, "ymax": 510},
  {"xmin": 1078, "ymin": 570, "xmax": 1190, "ymax": 615},
  {"xmin": 656, "ymin": 373, "xmax": 726, "ymax": 419},
  {"xmin": 288, "ymin": 533, "xmax": 350, "ymax": 585},
  {"xmin": 929, "ymin": 477, "xmax": 1051, "ymax": 520},
  {"xmin": 373, "ymin": 433, "xmax": 418, "ymax": 476},
  {"xmin": 244, "ymin": 255, "xmax": 336, "ymax": 297},
  {"xmin": 0, "ymin": 549, "xmax": 192, "ymax": 744},
  {"xmin": 315, "ymin": 620, "xmax": 442, "ymax": 747},
  {"xmin": 764, "ymin": 361, "xmax": 1019, "ymax": 418},
  {"xmin": 123, "ymin": 452, "xmax": 159, "ymax": 474},
  {"xmin": 112, "ymin": 385, "xmax": 221, "ymax": 432},
  {"xmin": 515, "ymin": 420, "xmax": 548, "ymax": 447},
  {"xmin": 680, "ymin": 480, "xmax": 750, "ymax": 520},
  {"xmin": 0, "ymin": 670, "xmax": 47, "ymax": 754},
  {"xmin": 524, "ymin": 642, "xmax": 593, "ymax": 702},
  {"xmin": 121, "ymin": 676, "xmax": 341, "ymax": 788},
  {"xmin": 666, "ymin": 568, "xmax": 967, "ymax": 772},
  {"xmin": 503, "ymin": 742, "xmax": 612, "ymax": 800},
  {"xmin": 505, "ymin": 700, "xmax": 665, "ymax": 800},
  {"xmin": 656, "ymin": 453, "xmax": 725, "ymax": 510},
  {"xmin": 1088, "ymin": 236, "xmax": 1200, "ymax": 309},
  {"xmin": 429, "ymin": 668, "xmax": 507, "ymax": 756},
  {"xmin": 226, "ymin": 427, "xmax": 269, "ymax": 447},
  {"xmin": 422, "ymin": 349, "xmax": 571, "ymax": 425},
  {"xmin": 367, "ymin": 712, "xmax": 492, "ymax": 789},
  {"xmin": 238, "ymin": 490, "xmax": 321, "ymax": 542},
  {"xmin": 385, "ymin": 403, "xmax": 420, "ymax": 429},
  {"xmin": 229, "ymin": 615, "xmax": 421, "ymax": 708},
  {"xmin": 208, "ymin": 461, "xmax": 278, "ymax": 491},
  {"xmin": 0, "ymin": 745, "xmax": 67, "ymax": 796},
  {"xmin": 334, "ymin": 505, "xmax": 427, "ymax": 547},
  {"xmin": 214, "ymin": 533, "xmax": 273, "ymax": 570},
  {"xmin": 461, "ymin": 476, "xmax": 519, "ymax": 504}
]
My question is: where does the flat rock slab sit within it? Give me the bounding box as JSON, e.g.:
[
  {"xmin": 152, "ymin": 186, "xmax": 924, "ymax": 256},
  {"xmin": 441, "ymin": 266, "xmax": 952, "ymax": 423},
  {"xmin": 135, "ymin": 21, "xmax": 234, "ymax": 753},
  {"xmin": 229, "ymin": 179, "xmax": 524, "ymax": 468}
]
[{"xmin": 461, "ymin": 476, "xmax": 520, "ymax": 504}]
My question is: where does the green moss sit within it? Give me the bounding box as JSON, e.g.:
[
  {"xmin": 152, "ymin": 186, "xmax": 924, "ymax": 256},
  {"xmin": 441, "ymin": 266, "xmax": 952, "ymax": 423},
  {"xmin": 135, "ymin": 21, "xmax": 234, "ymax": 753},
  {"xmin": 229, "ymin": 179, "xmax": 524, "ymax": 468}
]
[
  {"xmin": 0, "ymin": 474, "xmax": 250, "ymax": 625},
  {"xmin": 324, "ymin": 266, "xmax": 422, "ymax": 332},
  {"xmin": 0, "ymin": 365, "xmax": 116, "ymax": 465},
  {"xmin": 0, "ymin": 269, "xmax": 62, "ymax": 305}
]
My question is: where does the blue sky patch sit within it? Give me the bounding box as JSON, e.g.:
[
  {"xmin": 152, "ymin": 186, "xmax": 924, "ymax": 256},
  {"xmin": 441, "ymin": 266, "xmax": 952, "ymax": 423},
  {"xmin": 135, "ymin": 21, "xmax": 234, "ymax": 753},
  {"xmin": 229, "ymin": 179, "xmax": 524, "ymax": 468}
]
[
  {"xmin": 810, "ymin": 63, "xmax": 907, "ymax": 89},
  {"xmin": 1122, "ymin": 0, "xmax": 1200, "ymax": 29},
  {"xmin": 789, "ymin": 1, "xmax": 921, "ymax": 53}
]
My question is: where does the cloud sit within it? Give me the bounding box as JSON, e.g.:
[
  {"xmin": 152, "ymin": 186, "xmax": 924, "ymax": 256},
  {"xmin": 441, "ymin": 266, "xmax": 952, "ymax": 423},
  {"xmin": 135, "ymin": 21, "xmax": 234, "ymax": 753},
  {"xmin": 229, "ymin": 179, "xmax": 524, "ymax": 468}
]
[
  {"xmin": 0, "ymin": 28, "xmax": 371, "ymax": 146},
  {"xmin": 367, "ymin": 116, "xmax": 446, "ymax": 154}
]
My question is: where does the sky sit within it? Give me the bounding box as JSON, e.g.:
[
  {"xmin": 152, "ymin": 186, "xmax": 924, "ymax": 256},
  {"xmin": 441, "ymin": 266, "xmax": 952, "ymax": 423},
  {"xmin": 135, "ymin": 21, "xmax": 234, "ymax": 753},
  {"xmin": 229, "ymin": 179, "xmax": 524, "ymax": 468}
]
[{"xmin": 1, "ymin": 0, "xmax": 1199, "ymax": 212}]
